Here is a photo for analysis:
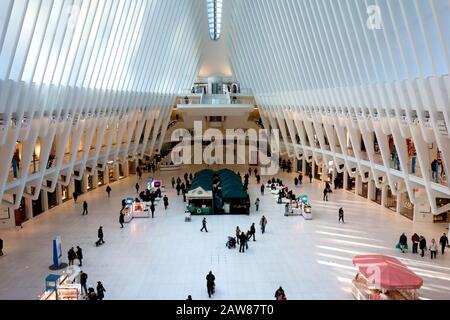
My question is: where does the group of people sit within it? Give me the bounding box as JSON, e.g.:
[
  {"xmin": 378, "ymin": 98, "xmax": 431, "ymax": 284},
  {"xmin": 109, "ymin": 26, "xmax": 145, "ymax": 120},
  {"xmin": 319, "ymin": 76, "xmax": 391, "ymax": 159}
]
[
  {"xmin": 234, "ymin": 217, "xmax": 268, "ymax": 253},
  {"xmin": 398, "ymin": 232, "xmax": 448, "ymax": 259},
  {"xmin": 67, "ymin": 246, "xmax": 83, "ymax": 267},
  {"xmin": 172, "ymin": 173, "xmax": 193, "ymax": 201},
  {"xmin": 79, "ymin": 271, "xmax": 106, "ymax": 301}
]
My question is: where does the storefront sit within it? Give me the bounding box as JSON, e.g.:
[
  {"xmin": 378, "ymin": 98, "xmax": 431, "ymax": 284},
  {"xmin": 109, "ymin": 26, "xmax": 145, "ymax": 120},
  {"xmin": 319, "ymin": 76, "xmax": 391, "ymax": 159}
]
[
  {"xmin": 61, "ymin": 182, "xmax": 70, "ymax": 203},
  {"xmin": 373, "ymin": 186, "xmax": 382, "ymax": 205},
  {"xmin": 434, "ymin": 198, "xmax": 450, "ymax": 223},
  {"xmin": 347, "ymin": 173, "xmax": 356, "ymax": 193},
  {"xmin": 359, "ymin": 173, "xmax": 369, "ymax": 198},
  {"xmin": 128, "ymin": 161, "xmax": 137, "ymax": 175},
  {"xmin": 314, "ymin": 163, "xmax": 322, "ymax": 180},
  {"xmin": 108, "ymin": 165, "xmax": 116, "ymax": 183},
  {"xmin": 32, "ymin": 189, "xmax": 44, "ymax": 217},
  {"xmin": 74, "ymin": 173, "xmax": 83, "ymax": 195},
  {"xmin": 87, "ymin": 175, "xmax": 94, "ymax": 191},
  {"xmin": 47, "ymin": 181, "xmax": 58, "ymax": 209},
  {"xmin": 118, "ymin": 164, "xmax": 125, "ymax": 179},
  {"xmin": 97, "ymin": 170, "xmax": 105, "ymax": 187},
  {"xmin": 386, "ymin": 186, "xmax": 397, "ymax": 212},
  {"xmin": 13, "ymin": 194, "xmax": 27, "ymax": 227}
]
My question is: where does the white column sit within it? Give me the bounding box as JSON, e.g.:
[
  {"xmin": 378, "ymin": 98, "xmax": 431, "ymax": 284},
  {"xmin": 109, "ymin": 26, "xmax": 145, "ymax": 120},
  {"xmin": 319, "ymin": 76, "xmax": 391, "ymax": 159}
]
[
  {"xmin": 343, "ymin": 171, "xmax": 349, "ymax": 190},
  {"xmin": 123, "ymin": 161, "xmax": 129, "ymax": 177},
  {"xmin": 355, "ymin": 175, "xmax": 362, "ymax": 195},
  {"xmin": 56, "ymin": 183, "xmax": 63, "ymax": 205},
  {"xmin": 41, "ymin": 190, "xmax": 49, "ymax": 212},
  {"xmin": 368, "ymin": 180, "xmax": 375, "ymax": 200},
  {"xmin": 103, "ymin": 169, "xmax": 110, "ymax": 185},
  {"xmin": 381, "ymin": 185, "xmax": 388, "ymax": 208},
  {"xmin": 396, "ymin": 193, "xmax": 402, "ymax": 214},
  {"xmin": 113, "ymin": 164, "xmax": 120, "ymax": 181},
  {"xmin": 24, "ymin": 187, "xmax": 33, "ymax": 220},
  {"xmin": 81, "ymin": 173, "xmax": 88, "ymax": 193},
  {"xmin": 92, "ymin": 172, "xmax": 98, "ymax": 189}
]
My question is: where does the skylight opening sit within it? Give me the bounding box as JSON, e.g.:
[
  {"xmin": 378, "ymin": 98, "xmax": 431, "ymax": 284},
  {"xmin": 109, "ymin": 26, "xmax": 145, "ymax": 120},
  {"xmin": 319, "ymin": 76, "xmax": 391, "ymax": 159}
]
[{"xmin": 207, "ymin": 0, "xmax": 222, "ymax": 41}]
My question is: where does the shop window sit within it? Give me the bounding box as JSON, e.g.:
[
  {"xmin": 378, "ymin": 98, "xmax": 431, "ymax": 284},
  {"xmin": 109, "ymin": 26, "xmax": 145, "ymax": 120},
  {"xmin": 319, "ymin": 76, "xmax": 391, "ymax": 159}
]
[
  {"xmin": 47, "ymin": 181, "xmax": 58, "ymax": 209},
  {"xmin": 386, "ymin": 187, "xmax": 397, "ymax": 212}
]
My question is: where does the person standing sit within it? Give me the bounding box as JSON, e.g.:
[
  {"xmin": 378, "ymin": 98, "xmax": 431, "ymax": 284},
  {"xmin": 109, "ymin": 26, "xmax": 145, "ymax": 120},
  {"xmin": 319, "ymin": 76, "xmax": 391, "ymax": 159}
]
[
  {"xmin": 176, "ymin": 184, "xmax": 181, "ymax": 196},
  {"xmin": 105, "ymin": 185, "xmax": 112, "ymax": 198},
  {"xmin": 76, "ymin": 246, "xmax": 83, "ymax": 267},
  {"xmin": 80, "ymin": 271, "xmax": 88, "ymax": 296},
  {"xmin": 299, "ymin": 174, "xmax": 303, "ymax": 185},
  {"xmin": 97, "ymin": 226, "xmax": 105, "ymax": 245},
  {"xmin": 119, "ymin": 210, "xmax": 125, "ymax": 228},
  {"xmin": 82, "ymin": 201, "xmax": 88, "ymax": 216},
  {"xmin": 171, "ymin": 177, "xmax": 176, "ymax": 189},
  {"xmin": 135, "ymin": 183, "xmax": 140, "ymax": 194},
  {"xmin": 68, "ymin": 247, "xmax": 76, "ymax": 266},
  {"xmin": 338, "ymin": 207, "xmax": 344, "ymax": 223},
  {"xmin": 121, "ymin": 199, "xmax": 126, "ymax": 209},
  {"xmin": 411, "ymin": 233, "xmax": 420, "ymax": 254},
  {"xmin": 309, "ymin": 172, "xmax": 313, "ymax": 183},
  {"xmin": 239, "ymin": 232, "xmax": 247, "ymax": 253},
  {"xmin": 189, "ymin": 173, "xmax": 193, "ymax": 181},
  {"xmin": 429, "ymin": 239, "xmax": 438, "ymax": 260},
  {"xmin": 294, "ymin": 177, "xmax": 299, "ymax": 187},
  {"xmin": 0, "ymin": 238, "xmax": 3, "ymax": 256},
  {"xmin": 96, "ymin": 281, "xmax": 106, "ymax": 300},
  {"xmin": 260, "ymin": 184, "xmax": 265, "ymax": 195},
  {"xmin": 398, "ymin": 233, "xmax": 408, "ymax": 253},
  {"xmin": 256, "ymin": 175, "xmax": 261, "ymax": 184},
  {"xmin": 275, "ymin": 287, "xmax": 286, "ymax": 300},
  {"xmin": 206, "ymin": 271, "xmax": 215, "ymax": 298},
  {"xmin": 255, "ymin": 198, "xmax": 260, "ymax": 212},
  {"xmin": 73, "ymin": 192, "xmax": 78, "ymax": 204},
  {"xmin": 150, "ymin": 203, "xmax": 155, "ymax": 218},
  {"xmin": 163, "ymin": 195, "xmax": 169, "ymax": 210},
  {"xmin": 254, "ymin": 168, "xmax": 258, "ymax": 177},
  {"xmin": 250, "ymin": 223, "xmax": 256, "ymax": 241},
  {"xmin": 260, "ymin": 216, "xmax": 267, "ymax": 234},
  {"xmin": 235, "ymin": 226, "xmax": 241, "ymax": 245},
  {"xmin": 200, "ymin": 218, "xmax": 208, "ymax": 232},
  {"xmin": 419, "ymin": 236, "xmax": 427, "ymax": 257},
  {"xmin": 440, "ymin": 233, "xmax": 448, "ymax": 255},
  {"xmin": 138, "ymin": 169, "xmax": 143, "ymax": 180}
]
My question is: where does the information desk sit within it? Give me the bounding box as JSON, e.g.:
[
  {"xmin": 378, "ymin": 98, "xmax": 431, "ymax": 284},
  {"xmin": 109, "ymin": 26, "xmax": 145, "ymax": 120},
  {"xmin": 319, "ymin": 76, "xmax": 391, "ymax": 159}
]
[
  {"xmin": 39, "ymin": 267, "xmax": 82, "ymax": 300},
  {"xmin": 123, "ymin": 201, "xmax": 150, "ymax": 223}
]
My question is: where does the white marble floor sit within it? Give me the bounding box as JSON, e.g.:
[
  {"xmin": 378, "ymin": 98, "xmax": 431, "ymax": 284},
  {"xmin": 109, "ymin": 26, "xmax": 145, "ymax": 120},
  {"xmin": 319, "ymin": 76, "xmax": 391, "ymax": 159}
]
[{"xmin": 1, "ymin": 165, "xmax": 450, "ymax": 300}]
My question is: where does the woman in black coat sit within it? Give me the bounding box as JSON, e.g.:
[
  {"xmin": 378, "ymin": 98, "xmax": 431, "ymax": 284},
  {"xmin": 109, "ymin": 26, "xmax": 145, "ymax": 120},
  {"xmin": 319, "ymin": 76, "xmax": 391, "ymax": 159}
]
[
  {"xmin": 119, "ymin": 211, "xmax": 125, "ymax": 228},
  {"xmin": 97, "ymin": 282, "xmax": 106, "ymax": 300}
]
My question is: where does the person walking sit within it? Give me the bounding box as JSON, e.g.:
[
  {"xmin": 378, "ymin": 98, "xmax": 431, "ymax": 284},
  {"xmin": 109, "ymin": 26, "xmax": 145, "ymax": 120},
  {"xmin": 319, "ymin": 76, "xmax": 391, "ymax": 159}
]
[
  {"xmin": 176, "ymin": 184, "xmax": 181, "ymax": 196},
  {"xmin": 256, "ymin": 174, "xmax": 261, "ymax": 184},
  {"xmin": 275, "ymin": 287, "xmax": 286, "ymax": 300},
  {"xmin": 419, "ymin": 236, "xmax": 427, "ymax": 257},
  {"xmin": 106, "ymin": 185, "xmax": 112, "ymax": 198},
  {"xmin": 260, "ymin": 216, "xmax": 267, "ymax": 234},
  {"xmin": 398, "ymin": 233, "xmax": 408, "ymax": 253},
  {"xmin": 440, "ymin": 233, "xmax": 448, "ymax": 255},
  {"xmin": 73, "ymin": 192, "xmax": 78, "ymax": 203},
  {"xmin": 163, "ymin": 195, "xmax": 169, "ymax": 210},
  {"xmin": 121, "ymin": 199, "xmax": 126, "ymax": 209},
  {"xmin": 87, "ymin": 288, "xmax": 98, "ymax": 300},
  {"xmin": 96, "ymin": 281, "xmax": 106, "ymax": 300},
  {"xmin": 97, "ymin": 226, "xmax": 105, "ymax": 246},
  {"xmin": 206, "ymin": 271, "xmax": 215, "ymax": 298},
  {"xmin": 138, "ymin": 170, "xmax": 143, "ymax": 180},
  {"xmin": 82, "ymin": 201, "xmax": 88, "ymax": 216},
  {"xmin": 250, "ymin": 223, "xmax": 256, "ymax": 241},
  {"xmin": 135, "ymin": 183, "xmax": 140, "ymax": 194},
  {"xmin": 80, "ymin": 271, "xmax": 88, "ymax": 296},
  {"xmin": 411, "ymin": 233, "xmax": 420, "ymax": 254},
  {"xmin": 255, "ymin": 198, "xmax": 260, "ymax": 212},
  {"xmin": 68, "ymin": 247, "xmax": 76, "ymax": 266},
  {"xmin": 0, "ymin": 238, "xmax": 3, "ymax": 256},
  {"xmin": 299, "ymin": 174, "xmax": 303, "ymax": 185},
  {"xmin": 338, "ymin": 207, "xmax": 344, "ymax": 223},
  {"xmin": 260, "ymin": 184, "xmax": 265, "ymax": 195},
  {"xmin": 171, "ymin": 177, "xmax": 176, "ymax": 189},
  {"xmin": 309, "ymin": 172, "xmax": 313, "ymax": 183},
  {"xmin": 150, "ymin": 203, "xmax": 155, "ymax": 218},
  {"xmin": 76, "ymin": 246, "xmax": 83, "ymax": 267},
  {"xmin": 119, "ymin": 210, "xmax": 125, "ymax": 228},
  {"xmin": 200, "ymin": 218, "xmax": 208, "ymax": 232},
  {"xmin": 239, "ymin": 232, "xmax": 247, "ymax": 253},
  {"xmin": 235, "ymin": 226, "xmax": 241, "ymax": 245},
  {"xmin": 430, "ymin": 239, "xmax": 438, "ymax": 260},
  {"xmin": 323, "ymin": 188, "xmax": 329, "ymax": 201}
]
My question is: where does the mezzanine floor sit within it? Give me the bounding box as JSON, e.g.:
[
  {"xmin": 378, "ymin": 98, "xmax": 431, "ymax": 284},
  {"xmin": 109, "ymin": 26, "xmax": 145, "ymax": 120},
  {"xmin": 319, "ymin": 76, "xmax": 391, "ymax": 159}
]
[{"xmin": 0, "ymin": 165, "xmax": 449, "ymax": 300}]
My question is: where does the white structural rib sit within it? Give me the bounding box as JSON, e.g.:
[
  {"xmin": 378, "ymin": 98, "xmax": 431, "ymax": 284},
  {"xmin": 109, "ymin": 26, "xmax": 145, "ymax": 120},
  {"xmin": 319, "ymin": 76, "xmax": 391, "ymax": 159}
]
[{"xmin": 228, "ymin": 0, "xmax": 450, "ymax": 215}]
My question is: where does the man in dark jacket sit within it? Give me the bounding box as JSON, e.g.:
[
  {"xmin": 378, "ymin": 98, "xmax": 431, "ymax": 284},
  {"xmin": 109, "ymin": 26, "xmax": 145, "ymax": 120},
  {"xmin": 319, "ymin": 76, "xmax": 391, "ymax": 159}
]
[
  {"xmin": 0, "ymin": 238, "xmax": 3, "ymax": 256},
  {"xmin": 200, "ymin": 218, "xmax": 208, "ymax": 232},
  {"xmin": 163, "ymin": 195, "xmax": 169, "ymax": 210},
  {"xmin": 440, "ymin": 233, "xmax": 448, "ymax": 255},
  {"xmin": 419, "ymin": 236, "xmax": 427, "ymax": 257},
  {"xmin": 96, "ymin": 282, "xmax": 106, "ymax": 300},
  {"xmin": 80, "ymin": 271, "xmax": 88, "ymax": 296},
  {"xmin": 97, "ymin": 227, "xmax": 105, "ymax": 245},
  {"xmin": 206, "ymin": 271, "xmax": 215, "ymax": 298},
  {"xmin": 106, "ymin": 185, "xmax": 112, "ymax": 198},
  {"xmin": 76, "ymin": 246, "xmax": 83, "ymax": 267},
  {"xmin": 323, "ymin": 188, "xmax": 329, "ymax": 201},
  {"xmin": 250, "ymin": 223, "xmax": 256, "ymax": 241},
  {"xmin": 68, "ymin": 247, "xmax": 76, "ymax": 266},
  {"xmin": 411, "ymin": 233, "xmax": 420, "ymax": 254},
  {"xmin": 338, "ymin": 208, "xmax": 344, "ymax": 223},
  {"xmin": 399, "ymin": 233, "xmax": 407, "ymax": 253},
  {"xmin": 82, "ymin": 201, "xmax": 88, "ymax": 215},
  {"xmin": 73, "ymin": 192, "xmax": 78, "ymax": 203},
  {"xmin": 176, "ymin": 184, "xmax": 181, "ymax": 196},
  {"xmin": 119, "ymin": 210, "xmax": 125, "ymax": 228},
  {"xmin": 135, "ymin": 183, "xmax": 140, "ymax": 194},
  {"xmin": 239, "ymin": 232, "xmax": 247, "ymax": 253},
  {"xmin": 260, "ymin": 184, "xmax": 265, "ymax": 195},
  {"xmin": 121, "ymin": 199, "xmax": 126, "ymax": 209},
  {"xmin": 150, "ymin": 203, "xmax": 155, "ymax": 218}
]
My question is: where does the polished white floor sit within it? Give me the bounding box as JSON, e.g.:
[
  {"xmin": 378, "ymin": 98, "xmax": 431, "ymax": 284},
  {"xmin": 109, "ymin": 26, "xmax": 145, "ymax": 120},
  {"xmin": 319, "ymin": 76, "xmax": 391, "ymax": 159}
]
[{"xmin": 1, "ymin": 165, "xmax": 450, "ymax": 300}]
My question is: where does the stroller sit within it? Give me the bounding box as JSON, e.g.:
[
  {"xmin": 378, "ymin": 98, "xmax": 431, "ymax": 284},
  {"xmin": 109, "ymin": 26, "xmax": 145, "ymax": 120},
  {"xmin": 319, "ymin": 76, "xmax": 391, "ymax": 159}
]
[{"xmin": 226, "ymin": 236, "xmax": 237, "ymax": 249}]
